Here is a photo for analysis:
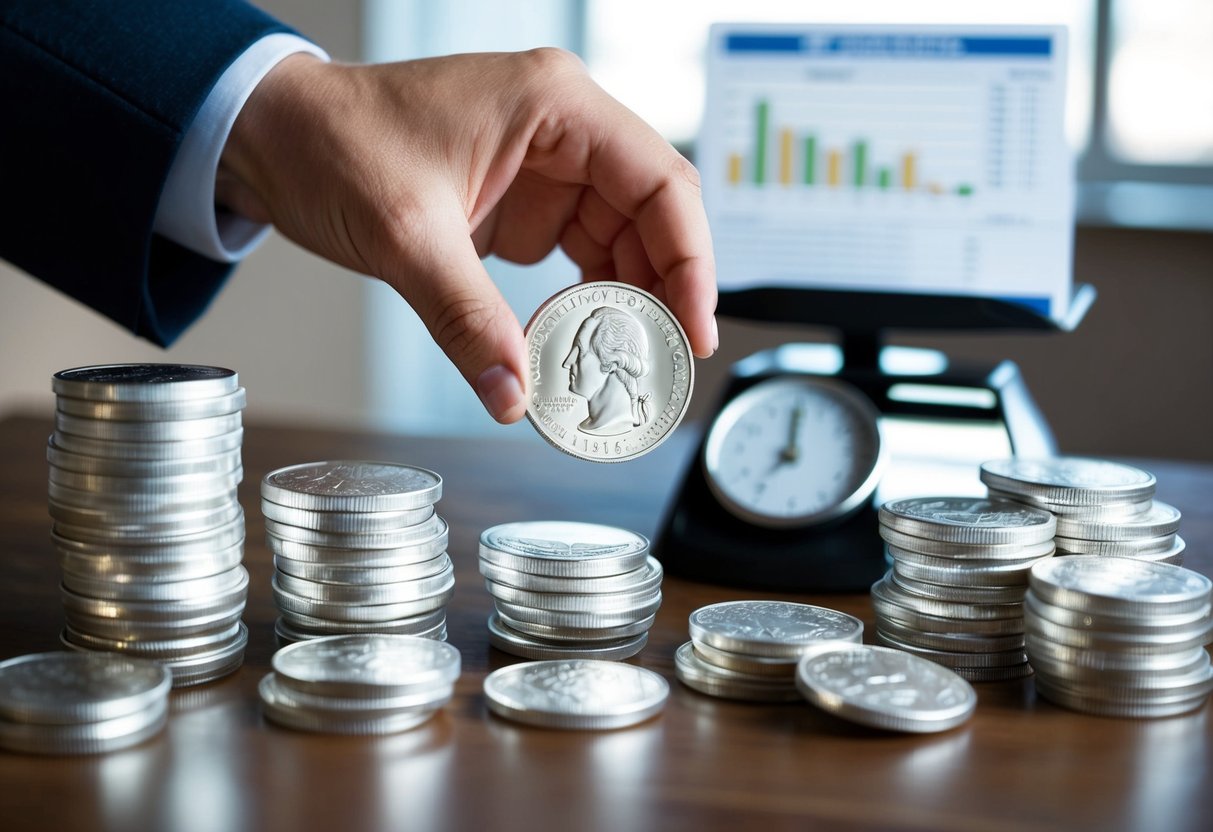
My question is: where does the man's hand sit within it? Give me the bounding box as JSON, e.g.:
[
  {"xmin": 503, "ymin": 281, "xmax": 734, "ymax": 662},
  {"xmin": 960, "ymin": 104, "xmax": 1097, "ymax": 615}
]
[{"xmin": 217, "ymin": 48, "xmax": 718, "ymax": 423}]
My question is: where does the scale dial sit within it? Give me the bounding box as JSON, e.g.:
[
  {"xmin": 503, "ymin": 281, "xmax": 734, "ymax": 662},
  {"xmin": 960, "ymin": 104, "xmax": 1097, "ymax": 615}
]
[{"xmin": 703, "ymin": 376, "xmax": 885, "ymax": 529}]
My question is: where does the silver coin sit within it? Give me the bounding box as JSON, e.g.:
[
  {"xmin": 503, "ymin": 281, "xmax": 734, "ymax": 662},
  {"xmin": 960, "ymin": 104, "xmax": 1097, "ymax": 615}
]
[
  {"xmin": 271, "ymin": 634, "xmax": 461, "ymax": 698},
  {"xmin": 1034, "ymin": 663, "xmax": 1213, "ymax": 703},
  {"xmin": 478, "ymin": 556, "xmax": 661, "ymax": 595},
  {"xmin": 879, "ymin": 525, "xmax": 1056, "ymax": 560},
  {"xmin": 484, "ymin": 580, "xmax": 661, "ymax": 614},
  {"xmin": 486, "ymin": 613, "xmax": 648, "ymax": 661},
  {"xmin": 56, "ymin": 387, "xmax": 246, "ymax": 422},
  {"xmin": 872, "ymin": 574, "xmax": 1024, "ymax": 622},
  {"xmin": 63, "ymin": 564, "xmax": 248, "ymax": 602},
  {"xmin": 60, "ymin": 569, "xmax": 249, "ymax": 621},
  {"xmin": 261, "ymin": 461, "xmax": 442, "ymax": 512},
  {"xmin": 258, "ymin": 675, "xmax": 441, "ymax": 735},
  {"xmin": 795, "ymin": 644, "xmax": 977, "ymax": 732},
  {"xmin": 953, "ymin": 663, "xmax": 1035, "ymax": 683},
  {"xmin": 277, "ymin": 608, "xmax": 447, "ymax": 636},
  {"xmin": 274, "ymin": 553, "xmax": 450, "ymax": 586},
  {"xmin": 480, "ymin": 521, "xmax": 650, "ymax": 578},
  {"xmin": 63, "ymin": 604, "xmax": 245, "ymax": 641},
  {"xmin": 267, "ymin": 531, "xmax": 449, "ymax": 567},
  {"xmin": 1029, "ymin": 557, "xmax": 1212, "ymax": 618},
  {"xmin": 1028, "ymin": 647, "xmax": 1209, "ymax": 687},
  {"xmin": 888, "ymin": 547, "xmax": 1050, "ymax": 587},
  {"xmin": 272, "ymin": 574, "xmax": 453, "ymax": 623},
  {"xmin": 876, "ymin": 620, "xmax": 1025, "ymax": 654},
  {"xmin": 47, "ymin": 439, "xmax": 242, "ymax": 478},
  {"xmin": 52, "ymin": 505, "xmax": 244, "ymax": 546},
  {"xmin": 524, "ymin": 281, "xmax": 694, "ymax": 463},
  {"xmin": 494, "ymin": 609, "xmax": 657, "ymax": 644},
  {"xmin": 275, "ymin": 561, "xmax": 455, "ymax": 605},
  {"xmin": 1025, "ymin": 636, "xmax": 1208, "ymax": 673},
  {"xmin": 873, "ymin": 631, "xmax": 1028, "ymax": 668},
  {"xmin": 1034, "ymin": 679, "xmax": 1210, "ymax": 719},
  {"xmin": 484, "ymin": 659, "xmax": 669, "ymax": 729},
  {"xmin": 872, "ymin": 595, "xmax": 1025, "ymax": 636},
  {"xmin": 1053, "ymin": 535, "xmax": 1177, "ymax": 558},
  {"xmin": 275, "ymin": 613, "xmax": 447, "ymax": 642},
  {"xmin": 1023, "ymin": 612, "xmax": 1213, "ymax": 654},
  {"xmin": 48, "ymin": 464, "xmax": 243, "ymax": 497},
  {"xmin": 890, "ymin": 571, "xmax": 1026, "ymax": 605},
  {"xmin": 1054, "ymin": 501, "xmax": 1181, "ymax": 541},
  {"xmin": 879, "ymin": 497, "xmax": 1056, "ymax": 546},
  {"xmin": 492, "ymin": 596, "xmax": 662, "ymax": 631},
  {"xmin": 264, "ymin": 514, "xmax": 445, "ymax": 550},
  {"xmin": 61, "ymin": 621, "xmax": 243, "ymax": 660},
  {"xmin": 160, "ymin": 624, "xmax": 249, "ymax": 687},
  {"xmin": 688, "ymin": 601, "xmax": 864, "ymax": 659},
  {"xmin": 52, "ymin": 364, "xmax": 238, "ymax": 402},
  {"xmin": 49, "ymin": 482, "xmax": 237, "ymax": 514},
  {"xmin": 690, "ymin": 641, "xmax": 797, "ymax": 678},
  {"xmin": 1024, "ymin": 591, "xmax": 1210, "ymax": 635},
  {"xmin": 0, "ymin": 697, "xmax": 168, "ymax": 755},
  {"xmin": 979, "ymin": 457, "xmax": 1156, "ymax": 506},
  {"xmin": 50, "ymin": 428, "xmax": 244, "ymax": 461},
  {"xmin": 49, "ymin": 499, "xmax": 241, "ymax": 537},
  {"xmin": 54, "ymin": 411, "xmax": 242, "ymax": 443},
  {"xmin": 261, "ymin": 500, "xmax": 435, "ymax": 533},
  {"xmin": 0, "ymin": 652, "xmax": 171, "ymax": 724},
  {"xmin": 58, "ymin": 540, "xmax": 244, "ymax": 584},
  {"xmin": 986, "ymin": 488, "xmax": 1153, "ymax": 520},
  {"xmin": 674, "ymin": 642, "xmax": 803, "ymax": 702},
  {"xmin": 259, "ymin": 671, "xmax": 451, "ymax": 715}
]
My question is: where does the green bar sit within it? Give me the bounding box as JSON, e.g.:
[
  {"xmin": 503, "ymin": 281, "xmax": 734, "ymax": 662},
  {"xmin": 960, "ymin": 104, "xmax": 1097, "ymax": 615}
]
[
  {"xmin": 853, "ymin": 140, "xmax": 867, "ymax": 187},
  {"xmin": 877, "ymin": 168, "xmax": 892, "ymax": 189},
  {"xmin": 754, "ymin": 101, "xmax": 769, "ymax": 185},
  {"xmin": 803, "ymin": 136, "xmax": 816, "ymax": 185},
  {"xmin": 956, "ymin": 184, "xmax": 974, "ymax": 196}
]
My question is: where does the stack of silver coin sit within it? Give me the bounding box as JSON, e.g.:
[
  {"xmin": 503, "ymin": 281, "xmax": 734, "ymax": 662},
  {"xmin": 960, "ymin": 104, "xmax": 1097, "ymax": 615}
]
[
  {"xmin": 1026, "ymin": 557, "xmax": 1213, "ymax": 718},
  {"xmin": 259, "ymin": 635, "xmax": 460, "ymax": 734},
  {"xmin": 50, "ymin": 364, "xmax": 250, "ymax": 687},
  {"xmin": 263, "ymin": 461, "xmax": 453, "ymax": 642},
  {"xmin": 980, "ymin": 457, "xmax": 1184, "ymax": 565},
  {"xmin": 0, "ymin": 652, "xmax": 171, "ymax": 755},
  {"xmin": 675, "ymin": 600, "xmax": 864, "ymax": 701},
  {"xmin": 479, "ymin": 521, "xmax": 659, "ymax": 661},
  {"xmin": 873, "ymin": 497, "xmax": 1058, "ymax": 682}
]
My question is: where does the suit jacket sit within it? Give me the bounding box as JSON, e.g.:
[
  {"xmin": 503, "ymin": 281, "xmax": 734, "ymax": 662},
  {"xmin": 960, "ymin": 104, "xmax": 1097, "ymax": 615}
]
[{"xmin": 0, "ymin": 0, "xmax": 291, "ymax": 346}]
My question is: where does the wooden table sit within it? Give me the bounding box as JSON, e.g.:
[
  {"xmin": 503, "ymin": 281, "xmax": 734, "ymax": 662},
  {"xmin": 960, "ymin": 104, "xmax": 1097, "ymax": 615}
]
[{"xmin": 0, "ymin": 413, "xmax": 1209, "ymax": 832}]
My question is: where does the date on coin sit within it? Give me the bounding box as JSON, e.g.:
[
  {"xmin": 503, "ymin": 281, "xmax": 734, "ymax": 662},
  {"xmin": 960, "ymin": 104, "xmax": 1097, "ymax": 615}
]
[{"xmin": 524, "ymin": 282, "xmax": 694, "ymax": 463}]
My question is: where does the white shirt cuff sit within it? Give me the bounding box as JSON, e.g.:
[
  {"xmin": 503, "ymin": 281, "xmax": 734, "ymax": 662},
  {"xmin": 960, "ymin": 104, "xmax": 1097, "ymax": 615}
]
[{"xmin": 154, "ymin": 33, "xmax": 330, "ymax": 263}]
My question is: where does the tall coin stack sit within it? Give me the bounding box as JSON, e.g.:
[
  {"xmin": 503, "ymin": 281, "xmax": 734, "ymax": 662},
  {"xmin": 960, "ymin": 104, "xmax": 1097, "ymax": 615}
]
[
  {"xmin": 675, "ymin": 600, "xmax": 865, "ymax": 702},
  {"xmin": 1026, "ymin": 557, "xmax": 1213, "ymax": 718},
  {"xmin": 980, "ymin": 457, "xmax": 1185, "ymax": 565},
  {"xmin": 263, "ymin": 462, "xmax": 453, "ymax": 642},
  {"xmin": 50, "ymin": 364, "xmax": 250, "ymax": 687},
  {"xmin": 873, "ymin": 497, "xmax": 1057, "ymax": 682},
  {"xmin": 479, "ymin": 521, "xmax": 659, "ymax": 661}
]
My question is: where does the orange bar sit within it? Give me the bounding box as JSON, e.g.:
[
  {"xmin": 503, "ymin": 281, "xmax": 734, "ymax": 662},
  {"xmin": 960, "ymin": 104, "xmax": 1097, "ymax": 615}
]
[
  {"xmin": 728, "ymin": 153, "xmax": 743, "ymax": 185},
  {"xmin": 827, "ymin": 150, "xmax": 842, "ymax": 187},
  {"xmin": 779, "ymin": 129, "xmax": 793, "ymax": 185},
  {"xmin": 902, "ymin": 153, "xmax": 916, "ymax": 190}
]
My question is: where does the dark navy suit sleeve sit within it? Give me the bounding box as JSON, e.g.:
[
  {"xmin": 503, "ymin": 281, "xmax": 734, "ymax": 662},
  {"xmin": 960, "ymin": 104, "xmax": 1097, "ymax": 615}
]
[{"xmin": 0, "ymin": 0, "xmax": 293, "ymax": 346}]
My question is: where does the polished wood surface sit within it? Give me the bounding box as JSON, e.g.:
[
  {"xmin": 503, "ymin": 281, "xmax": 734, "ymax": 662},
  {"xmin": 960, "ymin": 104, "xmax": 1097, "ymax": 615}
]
[{"xmin": 0, "ymin": 413, "xmax": 1210, "ymax": 832}]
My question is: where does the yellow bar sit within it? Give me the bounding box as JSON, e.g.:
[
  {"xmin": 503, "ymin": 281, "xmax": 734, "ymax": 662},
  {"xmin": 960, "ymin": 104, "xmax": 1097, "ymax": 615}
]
[
  {"xmin": 779, "ymin": 129, "xmax": 793, "ymax": 185},
  {"xmin": 728, "ymin": 153, "xmax": 743, "ymax": 185},
  {"xmin": 827, "ymin": 150, "xmax": 842, "ymax": 187},
  {"xmin": 902, "ymin": 153, "xmax": 916, "ymax": 190}
]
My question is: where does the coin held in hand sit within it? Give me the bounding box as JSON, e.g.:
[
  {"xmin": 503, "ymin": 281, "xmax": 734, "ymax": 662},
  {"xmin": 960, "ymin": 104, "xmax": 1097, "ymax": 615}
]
[{"xmin": 524, "ymin": 281, "xmax": 694, "ymax": 462}]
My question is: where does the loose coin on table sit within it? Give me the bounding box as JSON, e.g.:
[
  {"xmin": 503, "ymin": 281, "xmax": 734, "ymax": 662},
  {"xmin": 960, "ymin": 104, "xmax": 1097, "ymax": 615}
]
[
  {"xmin": 796, "ymin": 643, "xmax": 978, "ymax": 733},
  {"xmin": 523, "ymin": 281, "xmax": 694, "ymax": 462},
  {"xmin": 0, "ymin": 652, "xmax": 172, "ymax": 755},
  {"xmin": 483, "ymin": 659, "xmax": 669, "ymax": 729}
]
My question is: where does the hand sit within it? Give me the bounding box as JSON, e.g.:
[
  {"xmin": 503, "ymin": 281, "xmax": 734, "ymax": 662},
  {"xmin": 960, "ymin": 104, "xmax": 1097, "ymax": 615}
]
[
  {"xmin": 216, "ymin": 49, "xmax": 718, "ymax": 424},
  {"xmin": 775, "ymin": 404, "xmax": 803, "ymax": 468}
]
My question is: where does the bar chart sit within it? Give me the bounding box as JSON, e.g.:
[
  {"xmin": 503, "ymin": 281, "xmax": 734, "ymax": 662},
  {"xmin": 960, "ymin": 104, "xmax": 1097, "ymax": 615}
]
[{"xmin": 700, "ymin": 26, "xmax": 1073, "ymax": 320}]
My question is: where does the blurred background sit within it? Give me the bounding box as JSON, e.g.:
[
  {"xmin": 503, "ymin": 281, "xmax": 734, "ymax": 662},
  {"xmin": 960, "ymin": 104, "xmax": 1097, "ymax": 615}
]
[{"xmin": 1, "ymin": 0, "xmax": 1209, "ymax": 459}]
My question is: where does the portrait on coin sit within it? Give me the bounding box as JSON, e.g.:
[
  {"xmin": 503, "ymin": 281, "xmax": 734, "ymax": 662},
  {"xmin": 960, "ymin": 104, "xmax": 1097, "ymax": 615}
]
[{"xmin": 561, "ymin": 307, "xmax": 652, "ymax": 436}]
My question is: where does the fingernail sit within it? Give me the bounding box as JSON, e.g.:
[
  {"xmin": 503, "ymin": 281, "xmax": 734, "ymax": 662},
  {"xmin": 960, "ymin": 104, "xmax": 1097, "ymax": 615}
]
[
  {"xmin": 711, "ymin": 316, "xmax": 720, "ymax": 353},
  {"xmin": 476, "ymin": 365, "xmax": 524, "ymax": 423}
]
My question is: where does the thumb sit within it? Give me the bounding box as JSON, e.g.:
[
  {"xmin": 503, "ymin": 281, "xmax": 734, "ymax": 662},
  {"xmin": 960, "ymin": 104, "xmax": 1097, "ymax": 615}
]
[{"xmin": 382, "ymin": 207, "xmax": 528, "ymax": 425}]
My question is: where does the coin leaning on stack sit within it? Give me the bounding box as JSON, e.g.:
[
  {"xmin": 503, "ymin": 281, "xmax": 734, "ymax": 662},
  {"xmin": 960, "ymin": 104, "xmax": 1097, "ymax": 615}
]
[
  {"xmin": 50, "ymin": 364, "xmax": 250, "ymax": 687},
  {"xmin": 263, "ymin": 461, "xmax": 453, "ymax": 642},
  {"xmin": 873, "ymin": 496, "xmax": 1058, "ymax": 682},
  {"xmin": 0, "ymin": 652, "xmax": 172, "ymax": 755},
  {"xmin": 260, "ymin": 635, "xmax": 460, "ymax": 734},
  {"xmin": 1025, "ymin": 557, "xmax": 1213, "ymax": 718},
  {"xmin": 675, "ymin": 600, "xmax": 864, "ymax": 701},
  {"xmin": 479, "ymin": 521, "xmax": 660, "ymax": 660},
  {"xmin": 980, "ymin": 457, "xmax": 1185, "ymax": 565}
]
